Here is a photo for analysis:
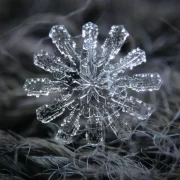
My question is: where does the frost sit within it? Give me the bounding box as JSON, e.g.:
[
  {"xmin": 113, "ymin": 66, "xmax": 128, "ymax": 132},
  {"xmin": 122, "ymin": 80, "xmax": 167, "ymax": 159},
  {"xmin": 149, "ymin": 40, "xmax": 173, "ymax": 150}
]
[{"xmin": 23, "ymin": 22, "xmax": 162, "ymax": 145}]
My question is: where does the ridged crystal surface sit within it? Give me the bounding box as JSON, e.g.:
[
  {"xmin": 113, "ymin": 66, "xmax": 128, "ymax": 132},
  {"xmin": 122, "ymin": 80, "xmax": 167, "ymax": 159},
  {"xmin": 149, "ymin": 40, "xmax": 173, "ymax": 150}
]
[{"xmin": 23, "ymin": 22, "xmax": 162, "ymax": 145}]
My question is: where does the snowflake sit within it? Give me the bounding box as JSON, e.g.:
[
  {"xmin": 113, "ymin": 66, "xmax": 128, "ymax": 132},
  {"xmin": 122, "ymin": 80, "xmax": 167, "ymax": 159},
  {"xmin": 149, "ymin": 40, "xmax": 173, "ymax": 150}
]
[{"xmin": 23, "ymin": 22, "xmax": 162, "ymax": 145}]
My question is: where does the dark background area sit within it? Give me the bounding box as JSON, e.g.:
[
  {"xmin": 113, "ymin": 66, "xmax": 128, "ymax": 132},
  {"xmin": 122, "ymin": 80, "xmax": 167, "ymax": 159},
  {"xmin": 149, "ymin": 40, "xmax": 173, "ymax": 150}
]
[{"xmin": 0, "ymin": 0, "xmax": 180, "ymax": 179}]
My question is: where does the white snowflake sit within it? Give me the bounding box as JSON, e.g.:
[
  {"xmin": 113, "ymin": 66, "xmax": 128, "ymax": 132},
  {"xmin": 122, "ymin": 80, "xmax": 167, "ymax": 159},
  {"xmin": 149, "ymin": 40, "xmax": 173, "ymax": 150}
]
[{"xmin": 23, "ymin": 22, "xmax": 162, "ymax": 145}]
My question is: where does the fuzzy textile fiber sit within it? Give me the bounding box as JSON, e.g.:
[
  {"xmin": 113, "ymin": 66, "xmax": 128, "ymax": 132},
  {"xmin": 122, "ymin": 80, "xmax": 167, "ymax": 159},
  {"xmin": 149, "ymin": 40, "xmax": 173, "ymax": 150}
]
[{"xmin": 0, "ymin": 0, "xmax": 180, "ymax": 179}]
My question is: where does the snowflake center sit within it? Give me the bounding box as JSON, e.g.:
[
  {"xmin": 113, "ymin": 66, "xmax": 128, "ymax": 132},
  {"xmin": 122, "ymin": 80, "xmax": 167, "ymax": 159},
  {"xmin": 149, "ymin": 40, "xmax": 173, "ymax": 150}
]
[{"xmin": 77, "ymin": 75, "xmax": 106, "ymax": 103}]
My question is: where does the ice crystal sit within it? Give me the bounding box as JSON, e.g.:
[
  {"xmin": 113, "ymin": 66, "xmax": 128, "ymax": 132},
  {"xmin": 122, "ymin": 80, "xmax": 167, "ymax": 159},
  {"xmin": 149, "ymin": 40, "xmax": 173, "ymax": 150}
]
[{"xmin": 23, "ymin": 22, "xmax": 162, "ymax": 145}]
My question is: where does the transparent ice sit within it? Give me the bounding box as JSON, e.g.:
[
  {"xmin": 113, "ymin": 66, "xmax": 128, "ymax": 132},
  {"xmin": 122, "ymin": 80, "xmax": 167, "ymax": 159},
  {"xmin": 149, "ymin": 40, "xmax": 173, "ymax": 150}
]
[{"xmin": 24, "ymin": 22, "xmax": 162, "ymax": 145}]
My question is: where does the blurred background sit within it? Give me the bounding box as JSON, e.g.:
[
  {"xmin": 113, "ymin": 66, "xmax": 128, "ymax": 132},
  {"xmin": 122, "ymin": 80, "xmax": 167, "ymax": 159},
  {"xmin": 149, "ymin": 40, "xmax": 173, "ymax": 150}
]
[{"xmin": 0, "ymin": 0, "xmax": 180, "ymax": 179}]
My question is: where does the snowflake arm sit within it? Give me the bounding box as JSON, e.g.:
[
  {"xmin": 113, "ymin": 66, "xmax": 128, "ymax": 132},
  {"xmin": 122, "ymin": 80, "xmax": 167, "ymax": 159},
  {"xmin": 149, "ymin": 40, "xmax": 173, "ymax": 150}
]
[
  {"xmin": 81, "ymin": 22, "xmax": 98, "ymax": 75},
  {"xmin": 56, "ymin": 108, "xmax": 81, "ymax": 143},
  {"xmin": 111, "ymin": 96, "xmax": 153, "ymax": 120},
  {"xmin": 129, "ymin": 73, "xmax": 162, "ymax": 91},
  {"xmin": 115, "ymin": 73, "xmax": 162, "ymax": 92},
  {"xmin": 85, "ymin": 106, "xmax": 103, "ymax": 145},
  {"xmin": 49, "ymin": 25, "xmax": 79, "ymax": 66},
  {"xmin": 34, "ymin": 50, "xmax": 76, "ymax": 73},
  {"xmin": 23, "ymin": 78, "xmax": 68, "ymax": 97},
  {"xmin": 36, "ymin": 98, "xmax": 74, "ymax": 123},
  {"xmin": 108, "ymin": 113, "xmax": 132, "ymax": 140},
  {"xmin": 111, "ymin": 48, "xmax": 146, "ymax": 76},
  {"xmin": 101, "ymin": 25, "xmax": 129, "ymax": 63},
  {"xmin": 86, "ymin": 117, "xmax": 103, "ymax": 145}
]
